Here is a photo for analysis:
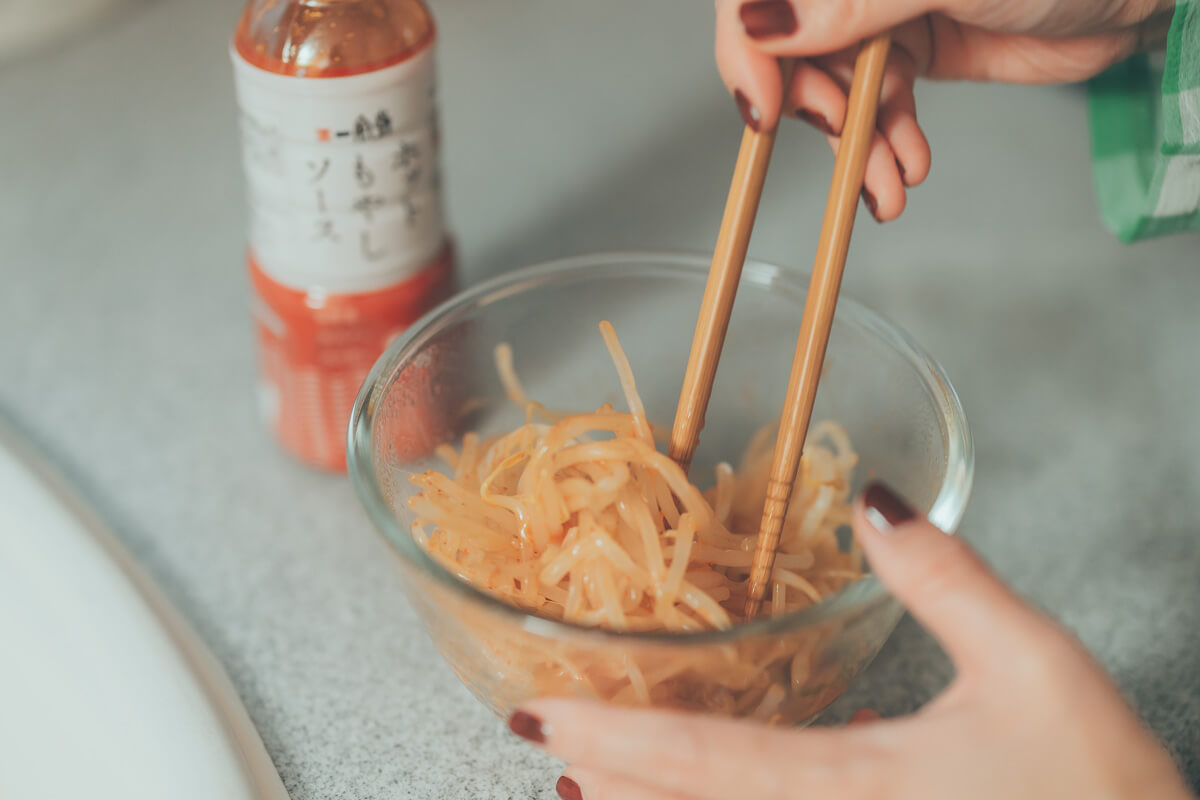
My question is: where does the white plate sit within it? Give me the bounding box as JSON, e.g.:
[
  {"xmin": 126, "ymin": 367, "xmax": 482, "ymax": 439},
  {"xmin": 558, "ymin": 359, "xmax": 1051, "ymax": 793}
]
[{"xmin": 0, "ymin": 416, "xmax": 289, "ymax": 800}]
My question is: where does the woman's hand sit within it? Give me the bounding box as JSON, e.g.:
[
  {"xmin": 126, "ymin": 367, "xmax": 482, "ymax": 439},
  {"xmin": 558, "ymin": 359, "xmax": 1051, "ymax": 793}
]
[
  {"xmin": 716, "ymin": 0, "xmax": 1177, "ymax": 221},
  {"xmin": 509, "ymin": 482, "xmax": 1194, "ymax": 800}
]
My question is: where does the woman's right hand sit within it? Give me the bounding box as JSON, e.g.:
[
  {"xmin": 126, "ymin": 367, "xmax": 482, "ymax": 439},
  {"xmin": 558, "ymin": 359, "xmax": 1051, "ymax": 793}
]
[{"xmin": 716, "ymin": 0, "xmax": 1177, "ymax": 220}]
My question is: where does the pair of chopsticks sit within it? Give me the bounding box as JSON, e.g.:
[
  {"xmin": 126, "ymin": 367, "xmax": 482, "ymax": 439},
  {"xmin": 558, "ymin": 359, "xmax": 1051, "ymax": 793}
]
[{"xmin": 668, "ymin": 34, "xmax": 893, "ymax": 618}]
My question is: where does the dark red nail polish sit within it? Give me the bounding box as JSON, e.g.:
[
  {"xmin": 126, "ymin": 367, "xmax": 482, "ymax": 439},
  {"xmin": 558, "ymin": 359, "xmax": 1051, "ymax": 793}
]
[
  {"xmin": 895, "ymin": 156, "xmax": 909, "ymax": 185},
  {"xmin": 508, "ymin": 710, "xmax": 546, "ymax": 743},
  {"xmin": 734, "ymin": 90, "xmax": 761, "ymax": 132},
  {"xmin": 740, "ymin": 1, "xmax": 798, "ymax": 39},
  {"xmin": 796, "ymin": 108, "xmax": 834, "ymax": 136},
  {"xmin": 861, "ymin": 188, "xmax": 880, "ymax": 220},
  {"xmin": 862, "ymin": 482, "xmax": 915, "ymax": 533},
  {"xmin": 848, "ymin": 707, "xmax": 882, "ymax": 725},
  {"xmin": 556, "ymin": 776, "xmax": 583, "ymax": 800}
]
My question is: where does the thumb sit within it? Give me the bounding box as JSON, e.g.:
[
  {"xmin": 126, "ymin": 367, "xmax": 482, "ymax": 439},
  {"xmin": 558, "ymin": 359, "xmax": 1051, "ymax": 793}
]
[
  {"xmin": 737, "ymin": 0, "xmax": 938, "ymax": 57},
  {"xmin": 853, "ymin": 482, "xmax": 1041, "ymax": 673}
]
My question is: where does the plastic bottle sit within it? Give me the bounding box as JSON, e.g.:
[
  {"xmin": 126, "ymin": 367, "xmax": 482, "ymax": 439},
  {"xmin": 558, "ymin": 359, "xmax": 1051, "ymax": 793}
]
[{"xmin": 231, "ymin": 0, "xmax": 454, "ymax": 470}]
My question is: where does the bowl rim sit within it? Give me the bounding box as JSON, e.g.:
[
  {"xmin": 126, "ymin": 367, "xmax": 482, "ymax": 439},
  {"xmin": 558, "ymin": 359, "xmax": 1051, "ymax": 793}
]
[{"xmin": 348, "ymin": 251, "xmax": 974, "ymax": 646}]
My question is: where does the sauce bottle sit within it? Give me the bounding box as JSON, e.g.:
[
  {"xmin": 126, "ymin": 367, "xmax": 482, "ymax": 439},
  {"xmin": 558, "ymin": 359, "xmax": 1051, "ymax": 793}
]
[{"xmin": 231, "ymin": 0, "xmax": 455, "ymax": 470}]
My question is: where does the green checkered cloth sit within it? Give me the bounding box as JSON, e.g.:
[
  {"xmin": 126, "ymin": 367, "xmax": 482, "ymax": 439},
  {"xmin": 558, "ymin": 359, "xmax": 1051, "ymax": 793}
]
[{"xmin": 1089, "ymin": 1, "xmax": 1200, "ymax": 241}]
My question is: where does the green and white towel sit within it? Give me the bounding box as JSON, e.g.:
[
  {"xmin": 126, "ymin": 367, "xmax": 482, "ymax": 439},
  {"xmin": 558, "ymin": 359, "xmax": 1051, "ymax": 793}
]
[{"xmin": 1089, "ymin": 1, "xmax": 1200, "ymax": 241}]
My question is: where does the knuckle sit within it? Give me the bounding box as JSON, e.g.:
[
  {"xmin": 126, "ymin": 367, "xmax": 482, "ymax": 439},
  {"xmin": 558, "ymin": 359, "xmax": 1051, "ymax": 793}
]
[
  {"xmin": 836, "ymin": 752, "xmax": 890, "ymax": 800},
  {"xmin": 657, "ymin": 721, "xmax": 717, "ymax": 787},
  {"xmin": 839, "ymin": 0, "xmax": 876, "ymax": 38}
]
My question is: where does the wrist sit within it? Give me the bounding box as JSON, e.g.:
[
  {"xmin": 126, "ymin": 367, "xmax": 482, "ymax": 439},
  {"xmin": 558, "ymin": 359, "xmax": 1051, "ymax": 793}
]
[{"xmin": 1134, "ymin": 4, "xmax": 1176, "ymax": 52}]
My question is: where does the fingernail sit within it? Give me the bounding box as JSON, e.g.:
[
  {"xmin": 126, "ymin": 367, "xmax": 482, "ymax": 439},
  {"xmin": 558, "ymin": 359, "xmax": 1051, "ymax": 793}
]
[
  {"xmin": 862, "ymin": 482, "xmax": 915, "ymax": 533},
  {"xmin": 895, "ymin": 156, "xmax": 909, "ymax": 185},
  {"xmin": 734, "ymin": 90, "xmax": 761, "ymax": 132},
  {"xmin": 796, "ymin": 108, "xmax": 835, "ymax": 136},
  {"xmin": 508, "ymin": 710, "xmax": 546, "ymax": 743},
  {"xmin": 740, "ymin": 1, "xmax": 798, "ymax": 40},
  {"xmin": 861, "ymin": 188, "xmax": 880, "ymax": 221},
  {"xmin": 848, "ymin": 708, "xmax": 882, "ymax": 725},
  {"xmin": 556, "ymin": 776, "xmax": 583, "ymax": 800}
]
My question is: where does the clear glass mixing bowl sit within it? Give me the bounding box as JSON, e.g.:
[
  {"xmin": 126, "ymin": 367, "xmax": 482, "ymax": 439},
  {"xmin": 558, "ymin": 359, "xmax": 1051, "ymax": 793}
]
[{"xmin": 348, "ymin": 252, "xmax": 972, "ymax": 725}]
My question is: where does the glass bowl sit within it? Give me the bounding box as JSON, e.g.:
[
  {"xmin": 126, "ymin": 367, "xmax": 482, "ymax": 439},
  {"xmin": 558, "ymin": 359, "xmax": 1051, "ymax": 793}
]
[{"xmin": 348, "ymin": 252, "xmax": 973, "ymax": 725}]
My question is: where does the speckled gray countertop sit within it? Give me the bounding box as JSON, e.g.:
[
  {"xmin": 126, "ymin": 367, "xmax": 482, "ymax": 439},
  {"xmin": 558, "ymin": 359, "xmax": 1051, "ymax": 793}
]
[{"xmin": 1, "ymin": 0, "xmax": 1197, "ymax": 797}]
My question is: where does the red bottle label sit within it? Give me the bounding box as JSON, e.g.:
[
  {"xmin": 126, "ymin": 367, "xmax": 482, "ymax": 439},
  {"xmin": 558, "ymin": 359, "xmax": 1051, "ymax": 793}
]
[{"xmin": 249, "ymin": 244, "xmax": 455, "ymax": 470}]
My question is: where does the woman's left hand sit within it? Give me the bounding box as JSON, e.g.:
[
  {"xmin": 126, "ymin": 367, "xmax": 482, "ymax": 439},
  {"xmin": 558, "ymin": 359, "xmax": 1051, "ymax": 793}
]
[{"xmin": 507, "ymin": 483, "xmax": 1193, "ymax": 800}]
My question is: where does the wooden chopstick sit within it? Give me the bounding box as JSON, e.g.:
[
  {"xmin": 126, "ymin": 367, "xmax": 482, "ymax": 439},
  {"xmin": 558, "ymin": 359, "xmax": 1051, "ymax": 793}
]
[
  {"xmin": 745, "ymin": 33, "xmax": 893, "ymax": 618},
  {"xmin": 669, "ymin": 60, "xmax": 796, "ymax": 473}
]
